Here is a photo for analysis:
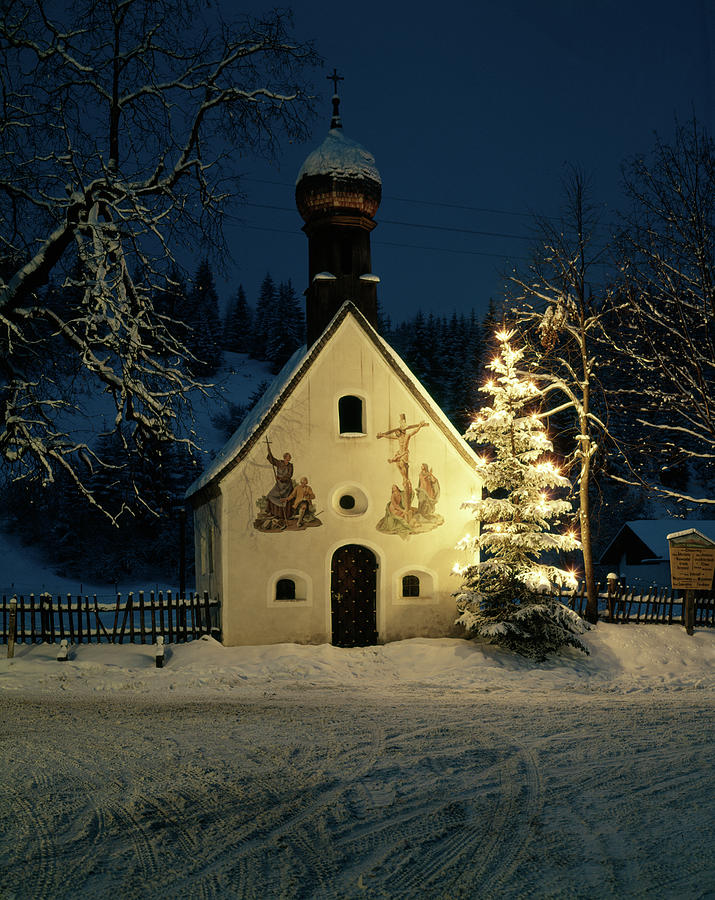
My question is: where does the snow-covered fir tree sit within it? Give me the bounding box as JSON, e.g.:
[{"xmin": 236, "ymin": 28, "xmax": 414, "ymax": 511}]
[
  {"xmin": 265, "ymin": 279, "xmax": 306, "ymax": 372},
  {"xmin": 189, "ymin": 259, "xmax": 223, "ymax": 376},
  {"xmin": 223, "ymin": 284, "xmax": 252, "ymax": 353},
  {"xmin": 251, "ymin": 273, "xmax": 277, "ymax": 360},
  {"xmin": 455, "ymin": 330, "xmax": 589, "ymax": 660}
]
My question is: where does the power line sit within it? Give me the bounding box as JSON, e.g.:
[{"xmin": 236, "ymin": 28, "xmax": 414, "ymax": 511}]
[
  {"xmin": 241, "ymin": 176, "xmax": 619, "ymax": 232},
  {"xmin": 242, "ymin": 177, "xmax": 547, "ymax": 220},
  {"xmin": 240, "ymin": 200, "xmax": 615, "ymax": 246},
  {"xmin": 227, "ymin": 217, "xmax": 615, "ymax": 267},
  {"xmin": 377, "ymin": 240, "xmax": 529, "ymax": 262},
  {"xmin": 225, "ymin": 217, "xmax": 531, "ymax": 261},
  {"xmin": 226, "ymin": 211, "xmax": 608, "ymax": 266},
  {"xmin": 242, "ymin": 201, "xmax": 534, "ymax": 241}
]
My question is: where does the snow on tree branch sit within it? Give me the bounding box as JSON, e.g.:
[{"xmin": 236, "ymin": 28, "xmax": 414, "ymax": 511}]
[
  {"xmin": 455, "ymin": 332, "xmax": 588, "ymax": 660},
  {"xmin": 0, "ymin": 0, "xmax": 320, "ymax": 510},
  {"xmin": 606, "ymin": 119, "xmax": 715, "ymax": 502}
]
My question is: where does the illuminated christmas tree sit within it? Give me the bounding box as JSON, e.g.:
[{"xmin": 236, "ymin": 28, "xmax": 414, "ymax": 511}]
[{"xmin": 455, "ymin": 330, "xmax": 589, "ymax": 659}]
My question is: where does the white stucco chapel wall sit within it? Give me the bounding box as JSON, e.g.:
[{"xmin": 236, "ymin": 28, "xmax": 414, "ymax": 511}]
[{"xmin": 194, "ymin": 313, "xmax": 482, "ymax": 646}]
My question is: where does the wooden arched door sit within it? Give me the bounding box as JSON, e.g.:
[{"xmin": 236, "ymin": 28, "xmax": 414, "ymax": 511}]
[{"xmin": 330, "ymin": 545, "xmax": 378, "ymax": 647}]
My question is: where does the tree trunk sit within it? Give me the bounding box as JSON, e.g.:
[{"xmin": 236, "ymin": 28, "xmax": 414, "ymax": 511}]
[{"xmin": 580, "ymin": 450, "xmax": 599, "ymax": 623}]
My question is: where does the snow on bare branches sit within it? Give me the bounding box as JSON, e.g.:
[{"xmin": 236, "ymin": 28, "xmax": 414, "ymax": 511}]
[
  {"xmin": 0, "ymin": 0, "xmax": 319, "ymax": 511},
  {"xmin": 608, "ymin": 119, "xmax": 715, "ymax": 505},
  {"xmin": 508, "ymin": 170, "xmax": 612, "ymax": 623}
]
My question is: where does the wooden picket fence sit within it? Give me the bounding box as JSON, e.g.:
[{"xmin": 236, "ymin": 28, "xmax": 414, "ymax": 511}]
[
  {"xmin": 563, "ymin": 583, "xmax": 714, "ymax": 627},
  {"xmin": 0, "ymin": 590, "xmax": 221, "ymax": 646}
]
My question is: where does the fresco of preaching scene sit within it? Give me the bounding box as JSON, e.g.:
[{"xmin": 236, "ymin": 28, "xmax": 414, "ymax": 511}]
[
  {"xmin": 375, "ymin": 414, "xmax": 444, "ymax": 540},
  {"xmin": 254, "ymin": 440, "xmax": 323, "ymax": 532}
]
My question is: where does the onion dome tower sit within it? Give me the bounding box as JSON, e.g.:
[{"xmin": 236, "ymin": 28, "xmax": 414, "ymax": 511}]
[{"xmin": 296, "ymin": 70, "xmax": 382, "ymax": 346}]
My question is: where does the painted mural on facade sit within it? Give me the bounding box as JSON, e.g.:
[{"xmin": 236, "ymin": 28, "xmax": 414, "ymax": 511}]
[
  {"xmin": 254, "ymin": 440, "xmax": 322, "ymax": 532},
  {"xmin": 376, "ymin": 414, "xmax": 444, "ymax": 539}
]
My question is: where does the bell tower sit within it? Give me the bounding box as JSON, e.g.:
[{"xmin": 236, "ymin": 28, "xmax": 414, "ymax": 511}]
[{"xmin": 295, "ymin": 71, "xmax": 382, "ymax": 346}]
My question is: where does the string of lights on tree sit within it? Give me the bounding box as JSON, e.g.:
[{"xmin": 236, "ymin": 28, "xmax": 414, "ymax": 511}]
[{"xmin": 453, "ymin": 330, "xmax": 589, "ymax": 659}]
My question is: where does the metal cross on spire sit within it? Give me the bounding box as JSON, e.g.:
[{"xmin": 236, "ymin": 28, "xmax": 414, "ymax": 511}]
[
  {"xmin": 327, "ymin": 67, "xmax": 344, "ymax": 94},
  {"xmin": 327, "ymin": 67, "xmax": 343, "ymax": 129}
]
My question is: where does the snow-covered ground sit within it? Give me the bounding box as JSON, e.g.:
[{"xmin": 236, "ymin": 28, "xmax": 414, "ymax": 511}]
[
  {"xmin": 1, "ymin": 353, "xmax": 713, "ymax": 897},
  {"xmin": 1, "ymin": 626, "xmax": 713, "ymax": 898}
]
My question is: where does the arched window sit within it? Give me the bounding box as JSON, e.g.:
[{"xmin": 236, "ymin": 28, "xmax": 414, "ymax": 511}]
[
  {"xmin": 402, "ymin": 575, "xmax": 420, "ymax": 597},
  {"xmin": 276, "ymin": 578, "xmax": 296, "ymax": 601},
  {"xmin": 338, "ymin": 395, "xmax": 364, "ymax": 434}
]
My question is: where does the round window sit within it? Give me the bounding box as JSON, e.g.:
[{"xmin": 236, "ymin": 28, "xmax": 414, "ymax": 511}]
[{"xmin": 331, "ymin": 484, "xmax": 369, "ymax": 517}]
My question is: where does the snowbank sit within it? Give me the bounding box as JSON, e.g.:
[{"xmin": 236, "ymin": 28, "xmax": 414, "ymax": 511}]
[{"xmin": 2, "ymin": 624, "xmax": 713, "ymax": 701}]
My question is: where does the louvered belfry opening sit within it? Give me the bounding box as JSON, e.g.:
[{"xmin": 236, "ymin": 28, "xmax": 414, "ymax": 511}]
[{"xmin": 330, "ymin": 544, "xmax": 378, "ymax": 647}]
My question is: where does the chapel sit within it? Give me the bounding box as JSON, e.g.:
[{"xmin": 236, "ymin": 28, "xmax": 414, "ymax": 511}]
[{"xmin": 186, "ymin": 81, "xmax": 482, "ymax": 647}]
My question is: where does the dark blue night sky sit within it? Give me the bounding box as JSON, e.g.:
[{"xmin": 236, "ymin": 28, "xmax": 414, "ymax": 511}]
[{"xmin": 221, "ymin": 0, "xmax": 713, "ymax": 323}]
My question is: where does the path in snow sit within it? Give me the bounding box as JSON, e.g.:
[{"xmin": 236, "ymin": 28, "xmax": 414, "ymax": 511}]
[{"xmin": 2, "ymin": 691, "xmax": 712, "ymax": 899}]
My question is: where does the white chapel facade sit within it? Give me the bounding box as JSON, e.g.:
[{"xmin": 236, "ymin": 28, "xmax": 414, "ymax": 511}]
[{"xmin": 186, "ymin": 88, "xmax": 482, "ymax": 647}]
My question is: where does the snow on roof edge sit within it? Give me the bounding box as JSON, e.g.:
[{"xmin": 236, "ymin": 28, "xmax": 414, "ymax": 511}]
[
  {"xmin": 666, "ymin": 527, "xmax": 715, "ymax": 545},
  {"xmin": 186, "ymin": 344, "xmax": 309, "ymax": 498}
]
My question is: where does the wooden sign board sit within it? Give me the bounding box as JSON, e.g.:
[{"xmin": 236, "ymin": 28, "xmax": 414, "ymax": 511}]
[{"xmin": 667, "ymin": 529, "xmax": 715, "ymax": 591}]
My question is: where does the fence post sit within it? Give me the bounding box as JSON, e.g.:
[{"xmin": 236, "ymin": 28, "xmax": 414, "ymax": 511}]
[
  {"xmin": 129, "ymin": 592, "xmax": 136, "ymax": 643},
  {"xmin": 158, "ymin": 591, "xmax": 166, "ymax": 640},
  {"xmin": 75, "ymin": 595, "xmax": 83, "ymax": 644},
  {"xmin": 84, "ymin": 596, "xmax": 92, "ymax": 643},
  {"xmin": 179, "ymin": 507, "xmax": 186, "ymax": 602},
  {"xmin": 7, "ymin": 598, "xmax": 17, "ymax": 659},
  {"xmin": 40, "ymin": 593, "xmax": 51, "ymax": 643},
  {"xmin": 167, "ymin": 591, "xmax": 174, "ymax": 644},
  {"xmin": 112, "ymin": 593, "xmax": 122, "ymax": 643},
  {"xmin": 93, "ymin": 596, "xmax": 110, "ymax": 643},
  {"xmin": 139, "ymin": 591, "xmax": 146, "ymax": 644},
  {"xmin": 149, "ymin": 591, "xmax": 157, "ymax": 644},
  {"xmin": 29, "ymin": 594, "xmax": 37, "ymax": 643},
  {"xmin": 66, "ymin": 595, "xmax": 75, "ymax": 644},
  {"xmin": 684, "ymin": 589, "xmax": 695, "ymax": 635},
  {"xmin": 118, "ymin": 593, "xmax": 133, "ymax": 644}
]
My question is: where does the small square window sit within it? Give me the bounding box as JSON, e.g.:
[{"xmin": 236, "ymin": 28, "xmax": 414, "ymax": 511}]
[{"xmin": 402, "ymin": 575, "xmax": 420, "ymax": 597}]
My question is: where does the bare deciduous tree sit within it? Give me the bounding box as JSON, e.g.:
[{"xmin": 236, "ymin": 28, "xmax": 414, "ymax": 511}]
[
  {"xmin": 609, "ymin": 119, "xmax": 715, "ymax": 506},
  {"xmin": 509, "ymin": 171, "xmax": 613, "ymax": 623},
  {"xmin": 0, "ymin": 0, "xmax": 318, "ymax": 513}
]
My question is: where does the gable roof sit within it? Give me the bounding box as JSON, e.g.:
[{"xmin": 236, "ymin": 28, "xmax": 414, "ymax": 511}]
[
  {"xmin": 599, "ymin": 519, "xmax": 715, "ymax": 564},
  {"xmin": 186, "ymin": 301, "xmax": 480, "ymax": 502}
]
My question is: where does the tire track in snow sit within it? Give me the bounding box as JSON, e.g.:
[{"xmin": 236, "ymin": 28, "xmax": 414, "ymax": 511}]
[
  {"xmin": 332, "ymin": 716, "xmax": 544, "ymax": 898},
  {"xmin": 9, "ymin": 793, "xmax": 60, "ymax": 900},
  {"xmin": 176, "ymin": 710, "xmax": 387, "ymax": 897},
  {"xmin": 1, "ymin": 695, "xmax": 712, "ymax": 899},
  {"xmin": 472, "ymin": 741, "xmax": 544, "ymax": 896}
]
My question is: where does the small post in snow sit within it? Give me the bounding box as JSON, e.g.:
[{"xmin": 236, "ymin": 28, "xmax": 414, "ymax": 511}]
[
  {"xmin": 57, "ymin": 639, "xmax": 69, "ymax": 662},
  {"xmin": 606, "ymin": 572, "xmax": 618, "ymax": 621},
  {"xmin": 155, "ymin": 635, "xmax": 165, "ymax": 668}
]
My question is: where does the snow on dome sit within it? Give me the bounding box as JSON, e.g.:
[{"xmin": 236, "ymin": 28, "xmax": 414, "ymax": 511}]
[{"xmin": 296, "ymin": 128, "xmax": 381, "ymax": 185}]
